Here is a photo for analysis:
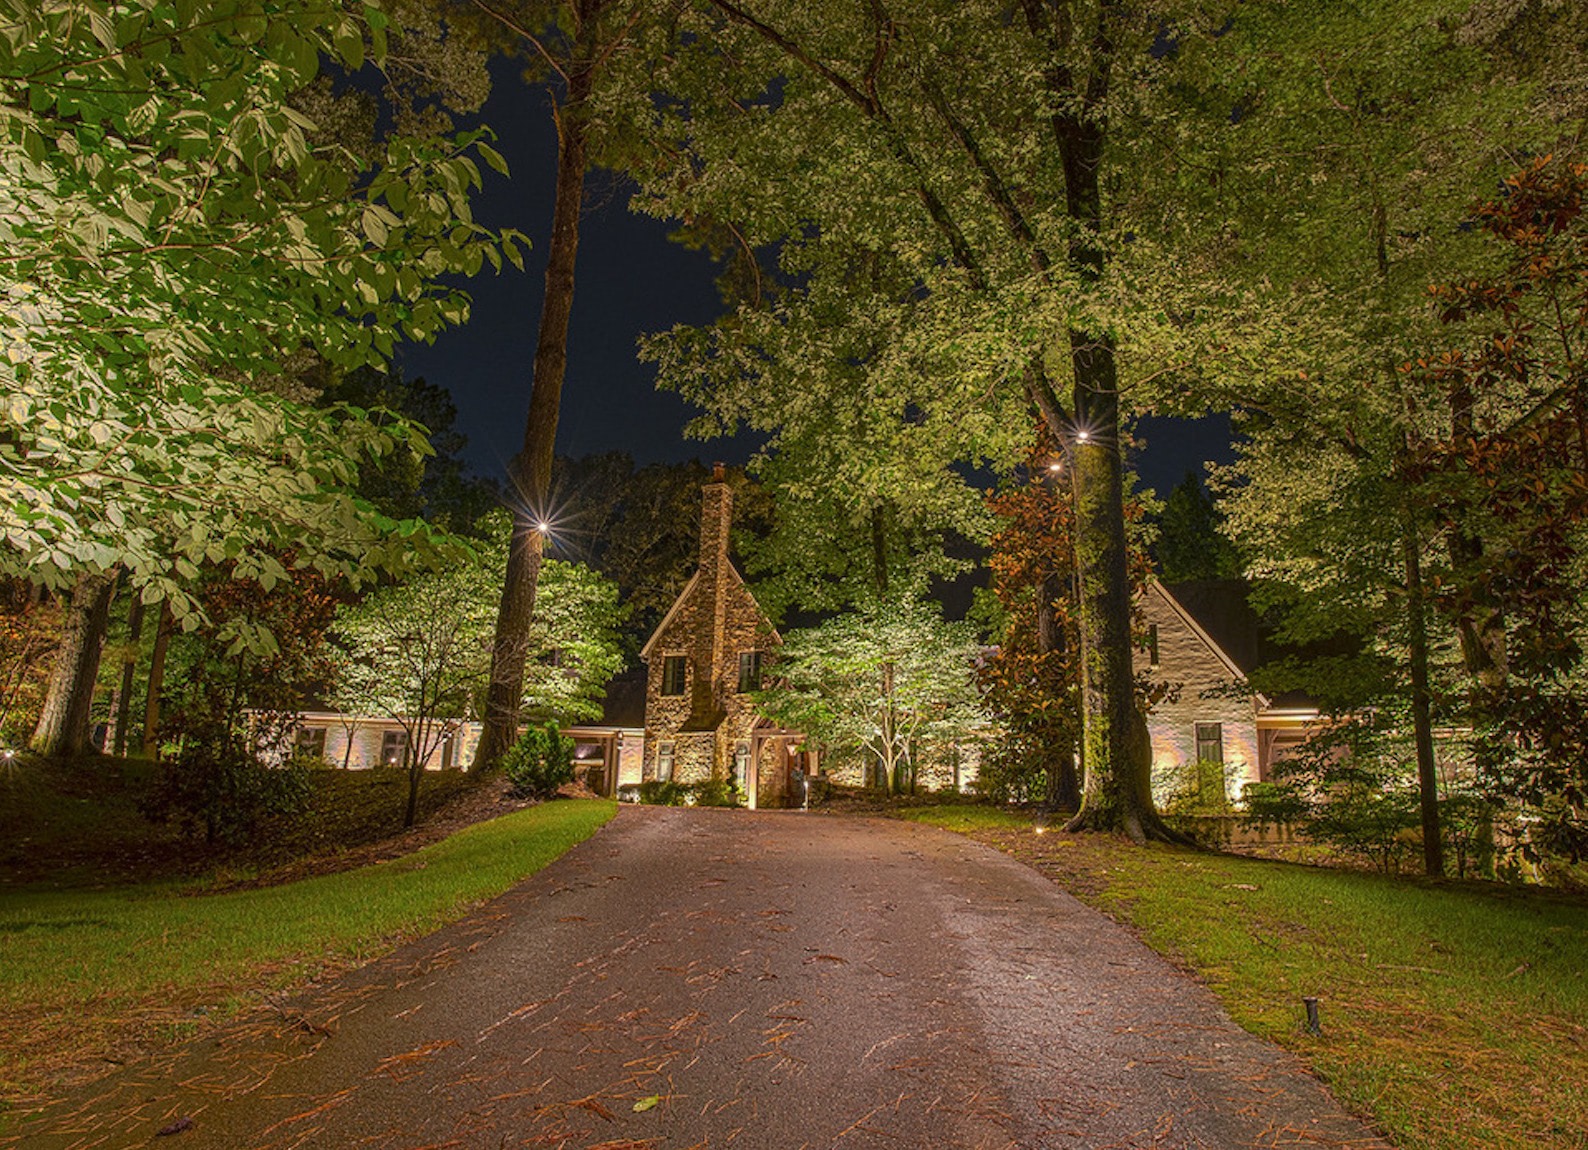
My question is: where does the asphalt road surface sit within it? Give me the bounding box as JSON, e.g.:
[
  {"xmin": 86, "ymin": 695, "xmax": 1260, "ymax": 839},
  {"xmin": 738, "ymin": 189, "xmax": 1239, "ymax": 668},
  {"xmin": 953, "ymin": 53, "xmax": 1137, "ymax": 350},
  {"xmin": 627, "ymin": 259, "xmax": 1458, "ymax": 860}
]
[{"xmin": 14, "ymin": 807, "xmax": 1390, "ymax": 1149}]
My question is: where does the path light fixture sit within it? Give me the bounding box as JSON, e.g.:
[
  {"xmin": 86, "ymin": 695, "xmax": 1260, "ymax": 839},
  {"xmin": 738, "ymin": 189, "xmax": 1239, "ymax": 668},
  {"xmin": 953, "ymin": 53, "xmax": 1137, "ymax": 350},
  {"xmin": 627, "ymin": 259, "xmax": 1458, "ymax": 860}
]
[{"xmin": 1303, "ymin": 996, "xmax": 1322, "ymax": 1035}]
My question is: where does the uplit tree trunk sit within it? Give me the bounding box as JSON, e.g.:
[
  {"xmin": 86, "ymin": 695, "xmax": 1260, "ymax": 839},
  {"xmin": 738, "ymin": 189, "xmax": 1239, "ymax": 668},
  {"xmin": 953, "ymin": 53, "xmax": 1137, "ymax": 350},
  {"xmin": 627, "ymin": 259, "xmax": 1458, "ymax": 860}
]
[
  {"xmin": 141, "ymin": 603, "xmax": 173, "ymax": 759},
  {"xmin": 30, "ymin": 570, "xmax": 117, "ymax": 757},
  {"xmin": 477, "ymin": 63, "xmax": 594, "ymax": 771},
  {"xmin": 404, "ymin": 722, "xmax": 424, "ymax": 828},
  {"xmin": 1062, "ymin": 377, "xmax": 1162, "ymax": 839},
  {"xmin": 1039, "ymin": 2, "xmax": 1180, "ymax": 842}
]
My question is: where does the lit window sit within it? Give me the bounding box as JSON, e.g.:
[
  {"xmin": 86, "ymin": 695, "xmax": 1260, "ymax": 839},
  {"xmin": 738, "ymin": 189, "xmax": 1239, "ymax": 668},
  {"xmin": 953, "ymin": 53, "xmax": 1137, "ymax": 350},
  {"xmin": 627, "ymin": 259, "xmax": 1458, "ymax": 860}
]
[
  {"xmin": 381, "ymin": 729, "xmax": 408, "ymax": 766},
  {"xmin": 657, "ymin": 741, "xmax": 676, "ymax": 781},
  {"xmin": 662, "ymin": 655, "xmax": 687, "ymax": 696},
  {"xmin": 737, "ymin": 651, "xmax": 763, "ymax": 693},
  {"xmin": 1194, "ymin": 722, "xmax": 1223, "ymax": 764},
  {"xmin": 1147, "ymin": 623, "xmax": 1160, "ymax": 670},
  {"xmin": 733, "ymin": 742, "xmax": 749, "ymax": 786}
]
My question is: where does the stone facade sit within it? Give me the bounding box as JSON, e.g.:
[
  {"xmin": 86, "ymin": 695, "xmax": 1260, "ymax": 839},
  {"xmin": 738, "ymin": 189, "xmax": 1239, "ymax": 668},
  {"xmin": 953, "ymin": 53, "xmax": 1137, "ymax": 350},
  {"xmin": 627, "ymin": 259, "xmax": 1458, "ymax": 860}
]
[{"xmin": 639, "ymin": 466, "xmax": 790, "ymax": 804}]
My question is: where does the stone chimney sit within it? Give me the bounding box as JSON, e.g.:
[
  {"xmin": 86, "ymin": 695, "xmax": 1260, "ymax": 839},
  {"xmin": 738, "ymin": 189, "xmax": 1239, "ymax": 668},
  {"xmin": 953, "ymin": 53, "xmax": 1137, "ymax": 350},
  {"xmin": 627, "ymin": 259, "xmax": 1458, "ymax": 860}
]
[
  {"xmin": 690, "ymin": 463, "xmax": 732, "ymax": 723},
  {"xmin": 698, "ymin": 462, "xmax": 732, "ymax": 585}
]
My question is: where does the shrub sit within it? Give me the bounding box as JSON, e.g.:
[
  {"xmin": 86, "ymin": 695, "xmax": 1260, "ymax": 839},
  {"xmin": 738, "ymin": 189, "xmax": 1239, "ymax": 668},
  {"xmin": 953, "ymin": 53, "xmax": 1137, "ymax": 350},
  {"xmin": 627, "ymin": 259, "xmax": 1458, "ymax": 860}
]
[
  {"xmin": 501, "ymin": 723, "xmax": 576, "ymax": 799},
  {"xmin": 635, "ymin": 779, "xmax": 688, "ymax": 805},
  {"xmin": 144, "ymin": 735, "xmax": 313, "ymax": 845},
  {"xmin": 690, "ymin": 778, "xmax": 742, "ymax": 807},
  {"xmin": 630, "ymin": 779, "xmax": 742, "ymax": 807}
]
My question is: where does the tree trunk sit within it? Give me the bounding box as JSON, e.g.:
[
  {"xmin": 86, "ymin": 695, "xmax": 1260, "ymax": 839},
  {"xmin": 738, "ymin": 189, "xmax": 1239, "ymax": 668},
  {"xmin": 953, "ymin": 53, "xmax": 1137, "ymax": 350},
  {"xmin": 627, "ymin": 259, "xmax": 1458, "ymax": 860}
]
[
  {"xmin": 404, "ymin": 730, "xmax": 423, "ymax": 828},
  {"xmin": 1061, "ymin": 386, "xmax": 1163, "ymax": 841},
  {"xmin": 1037, "ymin": 571, "xmax": 1081, "ymax": 809},
  {"xmin": 111, "ymin": 597, "xmax": 145, "ymax": 757},
  {"xmin": 30, "ymin": 571, "xmax": 117, "ymax": 757},
  {"xmin": 1402, "ymin": 517, "xmax": 1445, "ymax": 878},
  {"xmin": 477, "ymin": 74, "xmax": 593, "ymax": 772},
  {"xmin": 141, "ymin": 603, "xmax": 173, "ymax": 759}
]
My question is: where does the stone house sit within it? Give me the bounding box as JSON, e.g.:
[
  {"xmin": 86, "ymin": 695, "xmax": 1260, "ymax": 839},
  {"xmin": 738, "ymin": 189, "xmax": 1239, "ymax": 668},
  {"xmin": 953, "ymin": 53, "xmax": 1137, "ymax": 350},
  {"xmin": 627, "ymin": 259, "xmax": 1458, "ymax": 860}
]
[{"xmin": 637, "ymin": 465, "xmax": 807, "ymax": 809}]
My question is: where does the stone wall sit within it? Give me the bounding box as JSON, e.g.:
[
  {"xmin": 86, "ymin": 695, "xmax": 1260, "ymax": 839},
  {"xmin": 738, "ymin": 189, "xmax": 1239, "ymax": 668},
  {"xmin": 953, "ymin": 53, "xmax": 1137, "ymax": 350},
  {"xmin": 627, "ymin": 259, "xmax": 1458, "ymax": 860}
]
[{"xmin": 640, "ymin": 473, "xmax": 780, "ymax": 795}]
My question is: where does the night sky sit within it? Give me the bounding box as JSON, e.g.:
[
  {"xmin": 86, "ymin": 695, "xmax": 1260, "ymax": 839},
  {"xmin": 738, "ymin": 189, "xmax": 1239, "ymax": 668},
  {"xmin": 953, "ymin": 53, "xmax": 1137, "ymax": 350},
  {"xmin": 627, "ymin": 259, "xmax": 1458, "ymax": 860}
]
[{"xmin": 395, "ymin": 64, "xmax": 1232, "ymax": 501}]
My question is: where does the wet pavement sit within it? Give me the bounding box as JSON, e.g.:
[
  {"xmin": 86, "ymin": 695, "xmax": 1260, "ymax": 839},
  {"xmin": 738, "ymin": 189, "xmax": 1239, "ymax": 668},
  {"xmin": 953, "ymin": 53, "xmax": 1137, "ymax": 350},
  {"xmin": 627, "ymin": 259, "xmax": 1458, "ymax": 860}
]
[{"xmin": 10, "ymin": 807, "xmax": 1390, "ymax": 1148}]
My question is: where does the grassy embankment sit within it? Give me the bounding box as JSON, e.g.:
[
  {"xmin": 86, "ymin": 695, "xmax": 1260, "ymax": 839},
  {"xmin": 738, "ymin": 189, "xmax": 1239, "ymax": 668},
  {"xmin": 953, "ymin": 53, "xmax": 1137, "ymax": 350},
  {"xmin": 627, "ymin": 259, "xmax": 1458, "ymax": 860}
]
[
  {"xmin": 0, "ymin": 797, "xmax": 616, "ymax": 1110},
  {"xmin": 903, "ymin": 805, "xmax": 1588, "ymax": 1150}
]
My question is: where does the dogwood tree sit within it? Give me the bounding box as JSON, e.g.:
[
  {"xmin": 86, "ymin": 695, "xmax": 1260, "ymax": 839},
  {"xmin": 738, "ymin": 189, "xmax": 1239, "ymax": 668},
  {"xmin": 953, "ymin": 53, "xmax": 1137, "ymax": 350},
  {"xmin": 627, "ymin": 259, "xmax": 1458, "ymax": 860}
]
[{"xmin": 756, "ymin": 596, "xmax": 987, "ymax": 795}]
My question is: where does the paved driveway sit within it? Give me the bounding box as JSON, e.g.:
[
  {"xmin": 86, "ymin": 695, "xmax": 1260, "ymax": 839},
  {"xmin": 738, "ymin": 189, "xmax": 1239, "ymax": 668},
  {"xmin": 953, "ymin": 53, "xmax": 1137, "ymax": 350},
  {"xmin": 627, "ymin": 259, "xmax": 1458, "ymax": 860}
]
[{"xmin": 14, "ymin": 807, "xmax": 1389, "ymax": 1149}]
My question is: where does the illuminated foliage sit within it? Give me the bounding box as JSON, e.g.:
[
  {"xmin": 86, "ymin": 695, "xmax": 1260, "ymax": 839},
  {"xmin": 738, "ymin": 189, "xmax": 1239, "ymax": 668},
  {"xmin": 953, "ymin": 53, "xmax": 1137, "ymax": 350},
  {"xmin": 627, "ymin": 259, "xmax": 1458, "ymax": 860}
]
[{"xmin": 0, "ymin": 0, "xmax": 521, "ymax": 614}]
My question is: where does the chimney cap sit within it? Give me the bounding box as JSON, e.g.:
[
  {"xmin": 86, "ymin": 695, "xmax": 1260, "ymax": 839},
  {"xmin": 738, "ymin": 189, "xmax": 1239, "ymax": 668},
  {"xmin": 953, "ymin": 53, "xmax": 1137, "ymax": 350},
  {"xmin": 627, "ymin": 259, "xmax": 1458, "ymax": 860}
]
[{"xmin": 712, "ymin": 462, "xmax": 726, "ymax": 482}]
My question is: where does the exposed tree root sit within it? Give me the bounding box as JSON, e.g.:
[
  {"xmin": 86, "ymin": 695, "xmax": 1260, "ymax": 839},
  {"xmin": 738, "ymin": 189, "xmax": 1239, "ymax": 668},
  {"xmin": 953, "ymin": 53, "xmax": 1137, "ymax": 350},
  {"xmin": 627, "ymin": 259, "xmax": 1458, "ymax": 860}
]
[{"xmin": 1063, "ymin": 806, "xmax": 1199, "ymax": 849}]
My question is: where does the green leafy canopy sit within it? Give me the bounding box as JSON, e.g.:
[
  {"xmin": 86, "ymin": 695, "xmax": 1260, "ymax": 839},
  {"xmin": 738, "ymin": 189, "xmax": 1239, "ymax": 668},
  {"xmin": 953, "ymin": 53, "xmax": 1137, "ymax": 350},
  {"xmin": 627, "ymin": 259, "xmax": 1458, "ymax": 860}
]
[{"xmin": 0, "ymin": 0, "xmax": 526, "ymax": 616}]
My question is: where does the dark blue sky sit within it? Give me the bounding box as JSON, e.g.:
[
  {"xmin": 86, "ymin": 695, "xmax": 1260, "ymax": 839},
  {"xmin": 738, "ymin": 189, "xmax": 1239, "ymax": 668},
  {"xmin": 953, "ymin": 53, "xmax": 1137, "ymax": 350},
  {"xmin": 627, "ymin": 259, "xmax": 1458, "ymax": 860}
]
[{"xmin": 395, "ymin": 66, "xmax": 1231, "ymax": 500}]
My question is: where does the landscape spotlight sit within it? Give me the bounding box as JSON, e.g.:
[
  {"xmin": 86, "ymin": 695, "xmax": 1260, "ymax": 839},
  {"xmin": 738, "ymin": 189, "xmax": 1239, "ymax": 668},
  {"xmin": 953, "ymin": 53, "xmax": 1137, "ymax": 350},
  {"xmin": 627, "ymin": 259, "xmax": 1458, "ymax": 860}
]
[
  {"xmin": 536, "ymin": 520, "xmax": 551, "ymax": 535},
  {"xmin": 1074, "ymin": 428, "xmax": 1091, "ymax": 443},
  {"xmin": 1046, "ymin": 460, "xmax": 1063, "ymax": 473}
]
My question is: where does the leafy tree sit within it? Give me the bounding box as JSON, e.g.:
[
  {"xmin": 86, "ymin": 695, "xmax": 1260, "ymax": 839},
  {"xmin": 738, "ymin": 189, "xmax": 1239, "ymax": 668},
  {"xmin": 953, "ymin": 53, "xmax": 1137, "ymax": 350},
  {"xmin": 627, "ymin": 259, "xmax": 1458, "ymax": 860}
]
[
  {"xmin": 0, "ymin": 1, "xmax": 514, "ymax": 605},
  {"xmin": 1192, "ymin": 3, "xmax": 1588, "ymax": 874},
  {"xmin": 331, "ymin": 561, "xmax": 498, "ymax": 827},
  {"xmin": 632, "ymin": 1, "xmax": 1588, "ymax": 845},
  {"xmin": 331, "ymin": 516, "xmax": 625, "ymax": 817},
  {"xmin": 979, "ymin": 430, "xmax": 1161, "ymax": 807},
  {"xmin": 756, "ymin": 595, "xmax": 988, "ymax": 795},
  {"xmin": 635, "ymin": 0, "xmax": 1270, "ymax": 840},
  {"xmin": 518, "ymin": 556, "xmax": 628, "ymax": 723},
  {"xmin": 157, "ymin": 566, "xmax": 341, "ymax": 755},
  {"xmin": 0, "ymin": 2, "xmax": 519, "ymax": 754},
  {"xmin": 1405, "ymin": 158, "xmax": 1588, "ymax": 859},
  {"xmin": 319, "ymin": 366, "xmax": 497, "ymax": 532},
  {"xmin": 1152, "ymin": 473, "xmax": 1240, "ymax": 583}
]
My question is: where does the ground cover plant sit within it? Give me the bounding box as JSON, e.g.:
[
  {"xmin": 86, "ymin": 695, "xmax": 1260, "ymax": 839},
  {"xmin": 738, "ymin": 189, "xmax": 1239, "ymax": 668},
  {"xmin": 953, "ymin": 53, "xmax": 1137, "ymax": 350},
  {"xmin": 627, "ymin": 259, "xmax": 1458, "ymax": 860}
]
[
  {"xmin": 0, "ymin": 798, "xmax": 615, "ymax": 1114},
  {"xmin": 0, "ymin": 756, "xmax": 480, "ymax": 887},
  {"xmin": 902, "ymin": 805, "xmax": 1588, "ymax": 1150}
]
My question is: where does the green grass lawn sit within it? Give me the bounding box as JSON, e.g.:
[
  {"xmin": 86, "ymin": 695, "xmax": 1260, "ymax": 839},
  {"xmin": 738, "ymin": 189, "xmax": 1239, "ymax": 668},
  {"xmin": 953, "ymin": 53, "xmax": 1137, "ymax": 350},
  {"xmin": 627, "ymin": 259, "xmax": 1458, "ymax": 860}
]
[
  {"xmin": 901, "ymin": 805, "xmax": 1588, "ymax": 1150},
  {"xmin": 0, "ymin": 798, "xmax": 615, "ymax": 1109}
]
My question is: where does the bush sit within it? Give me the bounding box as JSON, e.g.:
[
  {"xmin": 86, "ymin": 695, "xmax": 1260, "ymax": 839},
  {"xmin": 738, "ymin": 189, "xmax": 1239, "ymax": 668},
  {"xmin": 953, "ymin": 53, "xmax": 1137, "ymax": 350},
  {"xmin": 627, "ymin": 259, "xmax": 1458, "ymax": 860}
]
[
  {"xmin": 690, "ymin": 778, "xmax": 742, "ymax": 807},
  {"xmin": 630, "ymin": 778, "xmax": 742, "ymax": 807},
  {"xmin": 1157, "ymin": 757, "xmax": 1236, "ymax": 817},
  {"xmin": 144, "ymin": 736, "xmax": 313, "ymax": 845},
  {"xmin": 501, "ymin": 723, "xmax": 576, "ymax": 799}
]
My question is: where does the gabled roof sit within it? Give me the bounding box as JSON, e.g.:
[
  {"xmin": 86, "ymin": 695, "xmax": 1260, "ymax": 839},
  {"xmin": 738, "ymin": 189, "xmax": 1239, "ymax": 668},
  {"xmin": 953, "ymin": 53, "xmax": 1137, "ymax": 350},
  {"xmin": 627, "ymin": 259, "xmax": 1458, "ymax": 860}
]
[
  {"xmin": 638, "ymin": 571, "xmax": 700, "ymax": 661},
  {"xmin": 1157, "ymin": 579, "xmax": 1341, "ymax": 713},
  {"xmin": 1156, "ymin": 578, "xmax": 1251, "ymax": 686},
  {"xmin": 636, "ymin": 558, "xmax": 782, "ymax": 660}
]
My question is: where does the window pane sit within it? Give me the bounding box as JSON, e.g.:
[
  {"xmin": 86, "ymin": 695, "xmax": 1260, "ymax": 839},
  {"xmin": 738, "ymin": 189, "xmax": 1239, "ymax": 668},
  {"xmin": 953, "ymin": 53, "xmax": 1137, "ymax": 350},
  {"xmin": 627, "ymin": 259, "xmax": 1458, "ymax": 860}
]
[
  {"xmin": 662, "ymin": 656, "xmax": 687, "ymax": 696},
  {"xmin": 737, "ymin": 651, "xmax": 762, "ymax": 693},
  {"xmin": 1194, "ymin": 722, "xmax": 1223, "ymax": 764}
]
